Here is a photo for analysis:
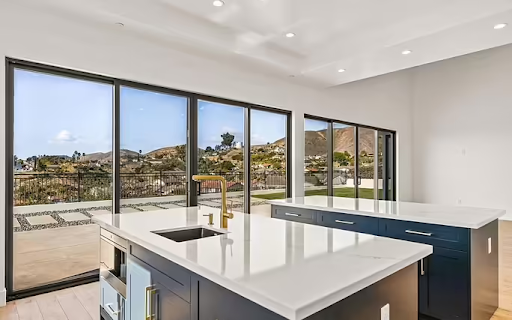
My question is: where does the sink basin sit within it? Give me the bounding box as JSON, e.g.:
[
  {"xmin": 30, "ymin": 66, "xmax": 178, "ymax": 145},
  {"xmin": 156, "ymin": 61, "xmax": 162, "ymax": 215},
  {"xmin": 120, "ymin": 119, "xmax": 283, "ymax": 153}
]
[{"xmin": 152, "ymin": 226, "xmax": 226, "ymax": 243}]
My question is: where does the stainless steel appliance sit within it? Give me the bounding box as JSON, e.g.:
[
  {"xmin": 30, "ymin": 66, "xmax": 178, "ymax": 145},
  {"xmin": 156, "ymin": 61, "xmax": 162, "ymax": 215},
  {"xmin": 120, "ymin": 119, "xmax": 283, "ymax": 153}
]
[{"xmin": 100, "ymin": 228, "xmax": 127, "ymax": 320}]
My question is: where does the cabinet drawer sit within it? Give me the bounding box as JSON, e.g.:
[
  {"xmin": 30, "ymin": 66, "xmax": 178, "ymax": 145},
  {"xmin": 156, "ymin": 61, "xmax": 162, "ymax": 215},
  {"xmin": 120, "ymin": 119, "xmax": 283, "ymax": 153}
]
[
  {"xmin": 101, "ymin": 278, "xmax": 125, "ymax": 320},
  {"xmin": 379, "ymin": 219, "xmax": 469, "ymax": 251},
  {"xmin": 271, "ymin": 206, "xmax": 316, "ymax": 224},
  {"xmin": 317, "ymin": 211, "xmax": 379, "ymax": 235}
]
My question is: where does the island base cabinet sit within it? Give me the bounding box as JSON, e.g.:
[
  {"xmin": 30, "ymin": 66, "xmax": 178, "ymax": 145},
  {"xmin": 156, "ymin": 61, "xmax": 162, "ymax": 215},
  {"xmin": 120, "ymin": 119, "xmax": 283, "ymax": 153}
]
[
  {"xmin": 153, "ymin": 281, "xmax": 190, "ymax": 320},
  {"xmin": 419, "ymin": 248, "xmax": 469, "ymax": 320},
  {"xmin": 127, "ymin": 255, "xmax": 191, "ymax": 320},
  {"xmin": 197, "ymin": 277, "xmax": 283, "ymax": 320}
]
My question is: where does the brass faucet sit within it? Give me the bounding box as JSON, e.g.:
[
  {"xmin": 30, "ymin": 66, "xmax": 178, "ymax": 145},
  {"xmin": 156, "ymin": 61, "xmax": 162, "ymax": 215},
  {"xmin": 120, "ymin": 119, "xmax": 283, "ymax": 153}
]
[{"xmin": 192, "ymin": 175, "xmax": 234, "ymax": 229}]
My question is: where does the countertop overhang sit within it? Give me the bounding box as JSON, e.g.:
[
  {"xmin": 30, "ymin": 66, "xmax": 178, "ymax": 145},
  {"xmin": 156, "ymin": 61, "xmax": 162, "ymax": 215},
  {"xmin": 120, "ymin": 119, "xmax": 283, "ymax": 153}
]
[
  {"xmin": 93, "ymin": 206, "xmax": 432, "ymax": 320},
  {"xmin": 269, "ymin": 196, "xmax": 506, "ymax": 229}
]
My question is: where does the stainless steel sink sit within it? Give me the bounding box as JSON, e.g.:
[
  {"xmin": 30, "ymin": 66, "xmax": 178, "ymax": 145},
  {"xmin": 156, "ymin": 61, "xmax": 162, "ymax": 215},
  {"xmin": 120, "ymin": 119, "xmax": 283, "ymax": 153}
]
[{"xmin": 151, "ymin": 226, "xmax": 226, "ymax": 243}]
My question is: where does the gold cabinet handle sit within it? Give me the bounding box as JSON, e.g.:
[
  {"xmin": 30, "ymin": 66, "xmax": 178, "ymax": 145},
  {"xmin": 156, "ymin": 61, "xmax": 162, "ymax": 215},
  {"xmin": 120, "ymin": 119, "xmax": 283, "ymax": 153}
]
[
  {"xmin": 420, "ymin": 258, "xmax": 425, "ymax": 276},
  {"xmin": 145, "ymin": 285, "xmax": 157, "ymax": 320}
]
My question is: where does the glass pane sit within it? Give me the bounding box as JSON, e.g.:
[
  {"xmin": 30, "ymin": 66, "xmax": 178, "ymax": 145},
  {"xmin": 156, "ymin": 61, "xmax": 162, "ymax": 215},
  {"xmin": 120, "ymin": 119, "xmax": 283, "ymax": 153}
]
[
  {"xmin": 198, "ymin": 100, "xmax": 245, "ymax": 212},
  {"xmin": 333, "ymin": 123, "xmax": 356, "ymax": 198},
  {"xmin": 249, "ymin": 109, "xmax": 287, "ymax": 215},
  {"xmin": 358, "ymin": 127, "xmax": 376, "ymax": 199},
  {"xmin": 13, "ymin": 69, "xmax": 112, "ymax": 291},
  {"xmin": 304, "ymin": 119, "xmax": 328, "ymax": 196},
  {"xmin": 378, "ymin": 133, "xmax": 384, "ymax": 200},
  {"xmin": 120, "ymin": 86, "xmax": 188, "ymax": 210}
]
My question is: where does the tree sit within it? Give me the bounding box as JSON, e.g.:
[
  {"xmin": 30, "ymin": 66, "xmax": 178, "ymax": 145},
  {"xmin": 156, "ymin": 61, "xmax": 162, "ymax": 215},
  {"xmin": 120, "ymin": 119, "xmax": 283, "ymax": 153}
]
[
  {"xmin": 214, "ymin": 145, "xmax": 221, "ymax": 152},
  {"xmin": 333, "ymin": 151, "xmax": 352, "ymax": 167},
  {"xmin": 175, "ymin": 145, "xmax": 186, "ymax": 162},
  {"xmin": 221, "ymin": 132, "xmax": 235, "ymax": 150},
  {"xmin": 13, "ymin": 155, "xmax": 18, "ymax": 165},
  {"xmin": 232, "ymin": 154, "xmax": 243, "ymax": 161},
  {"xmin": 205, "ymin": 146, "xmax": 213, "ymax": 153},
  {"xmin": 138, "ymin": 150, "xmax": 142, "ymax": 162},
  {"xmin": 220, "ymin": 161, "xmax": 235, "ymax": 172},
  {"xmin": 82, "ymin": 152, "xmax": 86, "ymax": 157}
]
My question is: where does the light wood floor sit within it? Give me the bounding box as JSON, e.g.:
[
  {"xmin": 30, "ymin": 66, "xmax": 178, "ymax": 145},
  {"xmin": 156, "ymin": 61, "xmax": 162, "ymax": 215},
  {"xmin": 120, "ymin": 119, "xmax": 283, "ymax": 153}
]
[
  {"xmin": 0, "ymin": 281, "xmax": 509, "ymax": 320},
  {"xmin": 500, "ymin": 220, "xmax": 512, "ymax": 311},
  {"xmin": 0, "ymin": 282, "xmax": 99, "ymax": 320}
]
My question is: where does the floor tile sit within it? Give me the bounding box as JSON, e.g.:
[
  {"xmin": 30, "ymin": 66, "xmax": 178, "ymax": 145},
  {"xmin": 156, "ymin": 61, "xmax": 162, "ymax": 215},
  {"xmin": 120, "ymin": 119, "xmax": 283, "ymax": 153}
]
[
  {"xmin": 59, "ymin": 212, "xmax": 90, "ymax": 222},
  {"xmin": 120, "ymin": 207, "xmax": 140, "ymax": 213},
  {"xmin": 137, "ymin": 205, "xmax": 161, "ymax": 211},
  {"xmin": 26, "ymin": 215, "xmax": 57, "ymax": 226},
  {"xmin": 158, "ymin": 203, "xmax": 182, "ymax": 209},
  {"xmin": 86, "ymin": 209, "xmax": 111, "ymax": 216}
]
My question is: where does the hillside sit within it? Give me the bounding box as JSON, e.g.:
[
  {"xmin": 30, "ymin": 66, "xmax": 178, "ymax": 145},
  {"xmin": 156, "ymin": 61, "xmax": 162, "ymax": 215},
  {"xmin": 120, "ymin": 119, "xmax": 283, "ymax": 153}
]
[
  {"xmin": 274, "ymin": 127, "xmax": 374, "ymax": 156},
  {"xmin": 80, "ymin": 149, "xmax": 139, "ymax": 162},
  {"xmin": 79, "ymin": 126, "xmax": 374, "ymax": 161}
]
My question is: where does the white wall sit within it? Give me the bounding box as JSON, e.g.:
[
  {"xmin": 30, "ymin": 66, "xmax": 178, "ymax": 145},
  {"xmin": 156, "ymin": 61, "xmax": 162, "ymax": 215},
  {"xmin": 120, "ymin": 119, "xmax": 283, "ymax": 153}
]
[
  {"xmin": 0, "ymin": 3, "xmax": 413, "ymax": 300},
  {"xmin": 411, "ymin": 44, "xmax": 512, "ymax": 216}
]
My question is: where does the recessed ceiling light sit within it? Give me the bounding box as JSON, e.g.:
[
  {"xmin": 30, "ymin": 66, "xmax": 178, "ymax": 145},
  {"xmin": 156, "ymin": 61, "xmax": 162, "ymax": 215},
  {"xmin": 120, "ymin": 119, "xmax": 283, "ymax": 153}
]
[
  {"xmin": 494, "ymin": 23, "xmax": 507, "ymax": 30},
  {"xmin": 338, "ymin": 69, "xmax": 346, "ymax": 73},
  {"xmin": 285, "ymin": 32, "xmax": 296, "ymax": 38},
  {"xmin": 213, "ymin": 0, "xmax": 224, "ymax": 7},
  {"xmin": 402, "ymin": 50, "xmax": 412, "ymax": 55}
]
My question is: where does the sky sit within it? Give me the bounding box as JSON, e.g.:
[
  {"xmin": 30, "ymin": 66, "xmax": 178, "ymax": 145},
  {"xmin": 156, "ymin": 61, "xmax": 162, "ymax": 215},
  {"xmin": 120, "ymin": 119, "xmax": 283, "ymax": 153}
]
[{"xmin": 13, "ymin": 69, "xmax": 287, "ymax": 159}]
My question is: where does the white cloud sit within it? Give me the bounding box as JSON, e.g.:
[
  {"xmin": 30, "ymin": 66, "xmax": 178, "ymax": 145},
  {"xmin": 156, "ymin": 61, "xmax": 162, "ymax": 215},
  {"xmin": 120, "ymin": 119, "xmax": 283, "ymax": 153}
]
[{"xmin": 51, "ymin": 130, "xmax": 78, "ymax": 144}]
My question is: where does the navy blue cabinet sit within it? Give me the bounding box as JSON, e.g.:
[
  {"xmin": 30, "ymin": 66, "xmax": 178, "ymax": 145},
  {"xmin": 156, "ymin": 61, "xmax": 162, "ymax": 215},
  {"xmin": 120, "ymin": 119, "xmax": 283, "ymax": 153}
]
[
  {"xmin": 421, "ymin": 247, "xmax": 469, "ymax": 320},
  {"xmin": 316, "ymin": 211, "xmax": 379, "ymax": 235},
  {"xmin": 270, "ymin": 204, "xmax": 499, "ymax": 320}
]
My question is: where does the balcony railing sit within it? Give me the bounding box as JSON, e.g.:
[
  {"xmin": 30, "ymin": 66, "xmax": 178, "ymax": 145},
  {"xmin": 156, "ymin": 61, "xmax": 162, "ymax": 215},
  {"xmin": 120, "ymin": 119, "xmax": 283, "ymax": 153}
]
[
  {"xmin": 13, "ymin": 171, "xmax": 289, "ymax": 206},
  {"xmin": 13, "ymin": 170, "xmax": 358, "ymax": 206}
]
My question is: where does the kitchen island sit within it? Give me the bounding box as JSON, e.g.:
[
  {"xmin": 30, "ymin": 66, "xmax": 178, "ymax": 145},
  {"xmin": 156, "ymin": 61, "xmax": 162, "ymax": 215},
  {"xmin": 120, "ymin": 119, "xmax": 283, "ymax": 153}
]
[
  {"xmin": 269, "ymin": 196, "xmax": 506, "ymax": 320},
  {"xmin": 94, "ymin": 206, "xmax": 431, "ymax": 320}
]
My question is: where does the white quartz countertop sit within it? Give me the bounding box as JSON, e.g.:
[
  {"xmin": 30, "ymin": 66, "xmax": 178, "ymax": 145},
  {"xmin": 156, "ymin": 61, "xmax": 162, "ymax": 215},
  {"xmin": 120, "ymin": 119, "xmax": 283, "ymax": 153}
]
[
  {"xmin": 269, "ymin": 196, "xmax": 505, "ymax": 229},
  {"xmin": 93, "ymin": 206, "xmax": 432, "ymax": 320}
]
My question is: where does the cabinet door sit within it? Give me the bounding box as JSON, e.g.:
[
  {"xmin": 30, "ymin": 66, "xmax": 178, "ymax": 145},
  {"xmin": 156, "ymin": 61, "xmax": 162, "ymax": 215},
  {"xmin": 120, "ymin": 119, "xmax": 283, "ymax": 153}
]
[
  {"xmin": 127, "ymin": 257, "xmax": 152, "ymax": 320},
  {"xmin": 423, "ymin": 247, "xmax": 469, "ymax": 320},
  {"xmin": 198, "ymin": 278, "xmax": 283, "ymax": 320},
  {"xmin": 154, "ymin": 282, "xmax": 190, "ymax": 320}
]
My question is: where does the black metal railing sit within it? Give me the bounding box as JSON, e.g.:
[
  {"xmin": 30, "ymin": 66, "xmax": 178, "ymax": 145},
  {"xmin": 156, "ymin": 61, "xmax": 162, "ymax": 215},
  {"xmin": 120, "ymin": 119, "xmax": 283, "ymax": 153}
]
[
  {"xmin": 13, "ymin": 171, "xmax": 288, "ymax": 206},
  {"xmin": 13, "ymin": 170, "xmax": 359, "ymax": 206}
]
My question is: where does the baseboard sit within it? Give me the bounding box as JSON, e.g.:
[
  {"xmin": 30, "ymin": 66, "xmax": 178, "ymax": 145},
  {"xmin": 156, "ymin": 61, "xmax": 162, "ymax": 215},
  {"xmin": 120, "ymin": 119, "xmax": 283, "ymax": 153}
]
[{"xmin": 0, "ymin": 287, "xmax": 6, "ymax": 307}]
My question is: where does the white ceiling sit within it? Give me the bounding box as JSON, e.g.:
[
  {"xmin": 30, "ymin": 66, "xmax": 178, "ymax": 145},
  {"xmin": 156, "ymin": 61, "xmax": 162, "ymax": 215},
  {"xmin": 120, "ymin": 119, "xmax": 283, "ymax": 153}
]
[{"xmin": 7, "ymin": 0, "xmax": 512, "ymax": 88}]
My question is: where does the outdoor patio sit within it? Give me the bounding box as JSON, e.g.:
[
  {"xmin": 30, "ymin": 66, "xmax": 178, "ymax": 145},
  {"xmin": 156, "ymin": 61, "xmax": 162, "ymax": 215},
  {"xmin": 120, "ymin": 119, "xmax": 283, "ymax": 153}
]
[{"xmin": 12, "ymin": 194, "xmax": 271, "ymax": 291}]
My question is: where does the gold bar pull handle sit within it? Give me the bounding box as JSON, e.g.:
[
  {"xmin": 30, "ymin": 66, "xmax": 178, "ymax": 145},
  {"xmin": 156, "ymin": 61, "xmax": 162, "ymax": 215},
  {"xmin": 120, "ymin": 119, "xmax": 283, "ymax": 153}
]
[
  {"xmin": 145, "ymin": 285, "xmax": 157, "ymax": 320},
  {"xmin": 420, "ymin": 258, "xmax": 425, "ymax": 276}
]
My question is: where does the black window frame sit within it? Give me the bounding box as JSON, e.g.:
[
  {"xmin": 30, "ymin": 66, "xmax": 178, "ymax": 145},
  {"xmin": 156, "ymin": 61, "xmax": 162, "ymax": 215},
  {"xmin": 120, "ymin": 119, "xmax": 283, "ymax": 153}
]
[
  {"xmin": 4, "ymin": 57, "xmax": 292, "ymax": 299},
  {"xmin": 304, "ymin": 114, "xmax": 396, "ymax": 201}
]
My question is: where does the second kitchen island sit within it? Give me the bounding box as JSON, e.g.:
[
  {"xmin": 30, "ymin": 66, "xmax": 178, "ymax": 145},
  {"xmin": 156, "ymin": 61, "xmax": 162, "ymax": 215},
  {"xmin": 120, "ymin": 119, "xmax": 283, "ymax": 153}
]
[{"xmin": 270, "ymin": 196, "xmax": 505, "ymax": 320}]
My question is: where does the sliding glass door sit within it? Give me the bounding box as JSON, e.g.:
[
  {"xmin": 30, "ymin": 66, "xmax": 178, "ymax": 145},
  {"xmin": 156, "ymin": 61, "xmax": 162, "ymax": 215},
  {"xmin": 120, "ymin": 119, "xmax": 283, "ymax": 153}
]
[
  {"xmin": 197, "ymin": 100, "xmax": 246, "ymax": 211},
  {"xmin": 5, "ymin": 59, "xmax": 291, "ymax": 298},
  {"xmin": 10, "ymin": 68, "xmax": 113, "ymax": 292},
  {"xmin": 249, "ymin": 109, "xmax": 289, "ymax": 214},
  {"xmin": 119, "ymin": 86, "xmax": 189, "ymax": 211},
  {"xmin": 305, "ymin": 116, "xmax": 396, "ymax": 201},
  {"xmin": 332, "ymin": 123, "xmax": 356, "ymax": 198},
  {"xmin": 304, "ymin": 118, "xmax": 329, "ymax": 196}
]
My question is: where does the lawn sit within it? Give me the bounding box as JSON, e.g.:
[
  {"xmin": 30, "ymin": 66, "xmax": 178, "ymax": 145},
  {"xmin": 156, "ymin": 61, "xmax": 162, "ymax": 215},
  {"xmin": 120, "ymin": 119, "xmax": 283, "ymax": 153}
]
[{"xmin": 252, "ymin": 187, "xmax": 381, "ymax": 200}]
